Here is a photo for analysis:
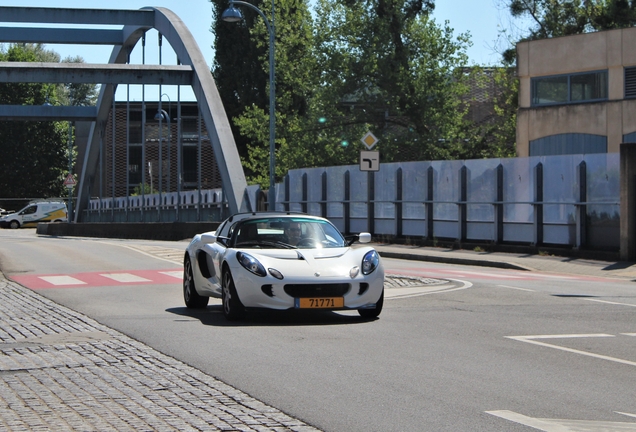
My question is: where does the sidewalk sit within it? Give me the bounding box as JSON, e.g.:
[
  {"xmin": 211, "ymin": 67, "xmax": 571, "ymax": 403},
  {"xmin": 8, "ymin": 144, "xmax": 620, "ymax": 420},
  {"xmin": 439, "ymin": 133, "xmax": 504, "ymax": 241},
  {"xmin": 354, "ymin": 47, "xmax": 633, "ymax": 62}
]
[
  {"xmin": 0, "ymin": 273, "xmax": 319, "ymax": 432},
  {"xmin": 1, "ymin": 245, "xmax": 634, "ymax": 431},
  {"xmin": 373, "ymin": 243, "xmax": 636, "ymax": 280}
]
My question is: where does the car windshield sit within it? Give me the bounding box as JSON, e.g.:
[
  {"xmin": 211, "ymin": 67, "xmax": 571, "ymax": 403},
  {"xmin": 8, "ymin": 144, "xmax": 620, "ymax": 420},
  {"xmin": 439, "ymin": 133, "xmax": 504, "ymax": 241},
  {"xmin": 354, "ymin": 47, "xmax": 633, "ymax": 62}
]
[{"xmin": 231, "ymin": 217, "xmax": 346, "ymax": 249}]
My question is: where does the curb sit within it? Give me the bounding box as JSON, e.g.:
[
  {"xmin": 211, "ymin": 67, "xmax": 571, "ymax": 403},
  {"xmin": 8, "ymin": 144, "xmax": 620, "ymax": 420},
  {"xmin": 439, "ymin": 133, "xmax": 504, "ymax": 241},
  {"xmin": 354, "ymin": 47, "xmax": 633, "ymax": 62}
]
[{"xmin": 376, "ymin": 250, "xmax": 535, "ymax": 272}]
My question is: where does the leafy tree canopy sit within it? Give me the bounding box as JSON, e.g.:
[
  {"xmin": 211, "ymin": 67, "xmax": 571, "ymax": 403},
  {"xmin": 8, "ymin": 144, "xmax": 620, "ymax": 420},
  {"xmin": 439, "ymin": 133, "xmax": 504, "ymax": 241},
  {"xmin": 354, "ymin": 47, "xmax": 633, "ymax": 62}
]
[
  {"xmin": 0, "ymin": 44, "xmax": 68, "ymax": 199},
  {"xmin": 211, "ymin": 0, "xmax": 509, "ymax": 188}
]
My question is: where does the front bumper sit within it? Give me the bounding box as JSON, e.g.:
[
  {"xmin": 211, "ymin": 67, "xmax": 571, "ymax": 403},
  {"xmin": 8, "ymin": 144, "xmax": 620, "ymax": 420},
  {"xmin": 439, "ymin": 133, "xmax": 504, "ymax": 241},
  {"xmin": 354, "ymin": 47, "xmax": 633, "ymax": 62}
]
[{"xmin": 232, "ymin": 267, "xmax": 384, "ymax": 311}]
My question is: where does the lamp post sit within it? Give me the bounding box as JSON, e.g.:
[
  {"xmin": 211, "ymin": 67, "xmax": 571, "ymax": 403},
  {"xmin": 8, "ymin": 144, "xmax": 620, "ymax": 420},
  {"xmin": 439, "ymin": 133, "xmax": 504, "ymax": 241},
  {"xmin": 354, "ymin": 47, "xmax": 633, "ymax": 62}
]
[
  {"xmin": 67, "ymin": 122, "xmax": 73, "ymax": 222},
  {"xmin": 156, "ymin": 93, "xmax": 172, "ymax": 193},
  {"xmin": 222, "ymin": 0, "xmax": 276, "ymax": 210}
]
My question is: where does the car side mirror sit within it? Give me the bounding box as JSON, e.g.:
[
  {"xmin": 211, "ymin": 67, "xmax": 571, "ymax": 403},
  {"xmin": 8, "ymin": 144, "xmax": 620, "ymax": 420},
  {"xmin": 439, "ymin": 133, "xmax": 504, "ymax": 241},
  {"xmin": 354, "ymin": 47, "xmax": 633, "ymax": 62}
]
[
  {"xmin": 358, "ymin": 232, "xmax": 372, "ymax": 243},
  {"xmin": 346, "ymin": 232, "xmax": 372, "ymax": 246},
  {"xmin": 201, "ymin": 232, "xmax": 217, "ymax": 245}
]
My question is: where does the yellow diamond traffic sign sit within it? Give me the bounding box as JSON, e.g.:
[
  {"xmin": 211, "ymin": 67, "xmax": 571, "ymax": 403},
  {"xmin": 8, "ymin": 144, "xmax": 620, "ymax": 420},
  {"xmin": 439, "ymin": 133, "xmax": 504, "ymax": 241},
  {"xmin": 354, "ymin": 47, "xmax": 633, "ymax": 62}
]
[{"xmin": 361, "ymin": 131, "xmax": 378, "ymax": 150}]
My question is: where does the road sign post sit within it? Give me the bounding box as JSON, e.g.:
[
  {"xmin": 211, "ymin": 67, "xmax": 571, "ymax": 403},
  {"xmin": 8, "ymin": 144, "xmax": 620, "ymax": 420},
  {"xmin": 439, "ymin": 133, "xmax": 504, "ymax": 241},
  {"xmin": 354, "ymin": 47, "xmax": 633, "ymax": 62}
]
[
  {"xmin": 360, "ymin": 131, "xmax": 380, "ymax": 171},
  {"xmin": 360, "ymin": 150, "xmax": 380, "ymax": 171}
]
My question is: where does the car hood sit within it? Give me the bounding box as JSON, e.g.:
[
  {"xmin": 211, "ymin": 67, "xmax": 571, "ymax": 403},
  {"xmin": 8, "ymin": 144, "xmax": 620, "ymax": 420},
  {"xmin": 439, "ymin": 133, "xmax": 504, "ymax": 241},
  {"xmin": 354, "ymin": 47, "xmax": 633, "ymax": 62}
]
[
  {"xmin": 233, "ymin": 247, "xmax": 374, "ymax": 278},
  {"xmin": 245, "ymin": 248, "xmax": 348, "ymax": 260}
]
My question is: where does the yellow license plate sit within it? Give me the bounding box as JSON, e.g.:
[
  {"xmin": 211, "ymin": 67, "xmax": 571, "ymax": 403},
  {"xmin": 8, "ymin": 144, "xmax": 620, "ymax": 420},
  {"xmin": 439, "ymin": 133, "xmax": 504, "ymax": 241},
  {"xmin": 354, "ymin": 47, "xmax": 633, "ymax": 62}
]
[{"xmin": 297, "ymin": 297, "xmax": 344, "ymax": 309}]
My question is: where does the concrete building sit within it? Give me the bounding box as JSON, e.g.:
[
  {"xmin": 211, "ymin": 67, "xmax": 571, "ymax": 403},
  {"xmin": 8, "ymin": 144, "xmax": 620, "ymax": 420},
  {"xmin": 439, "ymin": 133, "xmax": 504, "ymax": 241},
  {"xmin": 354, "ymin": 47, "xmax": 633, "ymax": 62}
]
[
  {"xmin": 516, "ymin": 26, "xmax": 636, "ymax": 157},
  {"xmin": 76, "ymin": 102, "xmax": 222, "ymax": 200}
]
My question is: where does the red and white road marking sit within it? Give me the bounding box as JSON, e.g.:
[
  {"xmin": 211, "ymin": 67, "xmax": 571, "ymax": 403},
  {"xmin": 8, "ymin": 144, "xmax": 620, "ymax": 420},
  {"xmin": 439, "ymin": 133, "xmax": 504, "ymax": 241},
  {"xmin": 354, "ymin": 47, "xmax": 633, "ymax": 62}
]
[{"xmin": 10, "ymin": 269, "xmax": 183, "ymax": 289}]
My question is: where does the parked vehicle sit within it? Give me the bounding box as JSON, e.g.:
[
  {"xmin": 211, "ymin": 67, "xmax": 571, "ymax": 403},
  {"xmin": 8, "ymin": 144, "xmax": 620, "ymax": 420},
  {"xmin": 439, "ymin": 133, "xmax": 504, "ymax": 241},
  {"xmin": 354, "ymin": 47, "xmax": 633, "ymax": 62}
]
[
  {"xmin": 183, "ymin": 212, "xmax": 385, "ymax": 321},
  {"xmin": 0, "ymin": 201, "xmax": 68, "ymax": 229}
]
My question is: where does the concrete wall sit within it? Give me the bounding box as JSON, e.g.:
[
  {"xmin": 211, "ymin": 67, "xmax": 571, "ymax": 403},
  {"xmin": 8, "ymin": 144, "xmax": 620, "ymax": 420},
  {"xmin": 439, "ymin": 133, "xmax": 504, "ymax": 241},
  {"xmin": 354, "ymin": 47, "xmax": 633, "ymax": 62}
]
[{"xmin": 36, "ymin": 221, "xmax": 220, "ymax": 242}]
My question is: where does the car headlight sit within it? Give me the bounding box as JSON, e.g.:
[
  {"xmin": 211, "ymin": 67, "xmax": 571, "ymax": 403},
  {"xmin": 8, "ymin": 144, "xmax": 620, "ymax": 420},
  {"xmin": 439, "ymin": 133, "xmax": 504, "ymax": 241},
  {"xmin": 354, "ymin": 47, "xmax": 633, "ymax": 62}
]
[
  {"xmin": 236, "ymin": 252, "xmax": 267, "ymax": 277},
  {"xmin": 361, "ymin": 250, "xmax": 379, "ymax": 275}
]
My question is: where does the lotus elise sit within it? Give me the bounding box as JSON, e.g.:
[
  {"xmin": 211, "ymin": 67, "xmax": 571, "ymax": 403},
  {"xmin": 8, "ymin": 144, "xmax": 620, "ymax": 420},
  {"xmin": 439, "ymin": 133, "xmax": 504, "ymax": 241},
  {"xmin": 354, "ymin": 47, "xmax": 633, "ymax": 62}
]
[{"xmin": 183, "ymin": 212, "xmax": 384, "ymax": 320}]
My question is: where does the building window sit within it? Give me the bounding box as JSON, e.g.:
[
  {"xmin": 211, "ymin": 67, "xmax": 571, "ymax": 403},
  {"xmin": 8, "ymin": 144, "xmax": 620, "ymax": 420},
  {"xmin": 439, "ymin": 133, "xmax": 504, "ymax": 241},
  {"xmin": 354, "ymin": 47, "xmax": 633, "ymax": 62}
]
[
  {"xmin": 529, "ymin": 133, "xmax": 607, "ymax": 156},
  {"xmin": 183, "ymin": 145, "xmax": 198, "ymax": 185},
  {"xmin": 181, "ymin": 117, "xmax": 200, "ymax": 142},
  {"xmin": 625, "ymin": 67, "xmax": 636, "ymax": 98},
  {"xmin": 532, "ymin": 71, "xmax": 607, "ymax": 106},
  {"xmin": 128, "ymin": 145, "xmax": 143, "ymax": 189},
  {"xmin": 128, "ymin": 110, "xmax": 143, "ymax": 144}
]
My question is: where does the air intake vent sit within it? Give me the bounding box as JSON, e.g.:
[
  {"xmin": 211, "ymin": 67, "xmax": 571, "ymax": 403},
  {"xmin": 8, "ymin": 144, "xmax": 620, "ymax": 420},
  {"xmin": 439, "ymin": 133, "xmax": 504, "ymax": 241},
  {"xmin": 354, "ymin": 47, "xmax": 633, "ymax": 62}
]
[{"xmin": 625, "ymin": 67, "xmax": 636, "ymax": 98}]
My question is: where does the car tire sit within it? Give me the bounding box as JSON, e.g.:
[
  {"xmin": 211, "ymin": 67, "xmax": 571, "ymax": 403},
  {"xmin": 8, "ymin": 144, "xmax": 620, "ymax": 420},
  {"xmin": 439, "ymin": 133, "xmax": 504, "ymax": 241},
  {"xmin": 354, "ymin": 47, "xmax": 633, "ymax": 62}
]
[
  {"xmin": 222, "ymin": 269, "xmax": 245, "ymax": 321},
  {"xmin": 9, "ymin": 220, "xmax": 19, "ymax": 229},
  {"xmin": 358, "ymin": 290, "xmax": 384, "ymax": 319},
  {"xmin": 183, "ymin": 256, "xmax": 209, "ymax": 309}
]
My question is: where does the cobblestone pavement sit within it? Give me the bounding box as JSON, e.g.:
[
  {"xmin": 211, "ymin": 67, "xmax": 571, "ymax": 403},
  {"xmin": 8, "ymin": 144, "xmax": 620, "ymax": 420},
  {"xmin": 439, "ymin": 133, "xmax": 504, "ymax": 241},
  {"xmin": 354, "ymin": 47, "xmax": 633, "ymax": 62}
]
[{"xmin": 0, "ymin": 273, "xmax": 319, "ymax": 432}]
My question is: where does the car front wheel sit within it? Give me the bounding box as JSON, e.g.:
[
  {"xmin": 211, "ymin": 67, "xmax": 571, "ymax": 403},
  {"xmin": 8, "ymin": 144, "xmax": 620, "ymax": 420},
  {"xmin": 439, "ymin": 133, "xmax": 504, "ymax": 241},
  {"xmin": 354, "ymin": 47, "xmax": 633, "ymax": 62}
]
[
  {"xmin": 9, "ymin": 220, "xmax": 19, "ymax": 229},
  {"xmin": 358, "ymin": 290, "xmax": 384, "ymax": 319},
  {"xmin": 222, "ymin": 269, "xmax": 245, "ymax": 321},
  {"xmin": 183, "ymin": 256, "xmax": 209, "ymax": 309}
]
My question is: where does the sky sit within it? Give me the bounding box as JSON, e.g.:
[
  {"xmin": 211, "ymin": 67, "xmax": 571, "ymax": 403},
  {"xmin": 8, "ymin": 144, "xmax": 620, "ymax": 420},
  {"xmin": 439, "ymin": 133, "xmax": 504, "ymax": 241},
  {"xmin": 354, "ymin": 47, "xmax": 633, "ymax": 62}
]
[{"xmin": 4, "ymin": 0, "xmax": 519, "ymax": 100}]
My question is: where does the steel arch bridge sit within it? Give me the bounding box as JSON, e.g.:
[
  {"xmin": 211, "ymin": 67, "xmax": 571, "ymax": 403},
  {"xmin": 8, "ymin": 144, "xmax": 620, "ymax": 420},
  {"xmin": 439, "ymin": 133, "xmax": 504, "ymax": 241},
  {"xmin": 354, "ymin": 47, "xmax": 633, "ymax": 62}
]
[{"xmin": 0, "ymin": 6, "xmax": 248, "ymax": 220}]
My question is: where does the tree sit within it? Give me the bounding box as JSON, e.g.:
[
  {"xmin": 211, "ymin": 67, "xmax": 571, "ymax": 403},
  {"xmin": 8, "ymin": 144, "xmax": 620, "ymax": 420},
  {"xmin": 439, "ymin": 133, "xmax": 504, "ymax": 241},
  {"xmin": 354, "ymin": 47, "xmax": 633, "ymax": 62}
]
[
  {"xmin": 62, "ymin": 55, "xmax": 99, "ymax": 106},
  {"xmin": 307, "ymin": 0, "xmax": 474, "ymax": 163},
  {"xmin": 211, "ymin": 0, "xmax": 317, "ymax": 187},
  {"xmin": 455, "ymin": 67, "xmax": 518, "ymax": 159},
  {"xmin": 0, "ymin": 44, "xmax": 68, "ymax": 199},
  {"xmin": 212, "ymin": 0, "xmax": 515, "ymax": 187},
  {"xmin": 211, "ymin": 0, "xmax": 271, "ymax": 161}
]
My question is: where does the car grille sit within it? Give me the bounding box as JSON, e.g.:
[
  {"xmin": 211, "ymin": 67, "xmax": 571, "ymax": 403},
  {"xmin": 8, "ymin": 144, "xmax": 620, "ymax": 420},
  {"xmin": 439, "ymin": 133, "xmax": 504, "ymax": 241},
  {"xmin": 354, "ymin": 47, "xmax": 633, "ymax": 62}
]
[{"xmin": 284, "ymin": 283, "xmax": 350, "ymax": 298}]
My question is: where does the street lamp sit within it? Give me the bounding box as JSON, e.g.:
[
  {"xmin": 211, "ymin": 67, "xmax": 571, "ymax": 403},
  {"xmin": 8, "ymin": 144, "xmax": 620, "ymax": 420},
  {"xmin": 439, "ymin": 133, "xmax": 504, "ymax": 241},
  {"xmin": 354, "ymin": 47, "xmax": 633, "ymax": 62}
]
[
  {"xmin": 156, "ymin": 93, "xmax": 172, "ymax": 193},
  {"xmin": 222, "ymin": 0, "xmax": 276, "ymax": 210},
  {"xmin": 154, "ymin": 108, "xmax": 170, "ymax": 198}
]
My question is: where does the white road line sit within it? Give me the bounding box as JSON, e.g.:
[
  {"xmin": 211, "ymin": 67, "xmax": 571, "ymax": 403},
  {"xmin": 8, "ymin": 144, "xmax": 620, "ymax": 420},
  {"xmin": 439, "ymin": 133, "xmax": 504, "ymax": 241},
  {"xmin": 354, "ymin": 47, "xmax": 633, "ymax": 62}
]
[
  {"xmin": 506, "ymin": 334, "xmax": 636, "ymax": 367},
  {"xmin": 516, "ymin": 334, "xmax": 614, "ymax": 339},
  {"xmin": 487, "ymin": 410, "xmax": 636, "ymax": 431},
  {"xmin": 622, "ymin": 333, "xmax": 636, "ymax": 337},
  {"xmin": 100, "ymin": 273, "xmax": 151, "ymax": 283},
  {"xmin": 39, "ymin": 275, "xmax": 86, "ymax": 286},
  {"xmin": 160, "ymin": 271, "xmax": 183, "ymax": 279},
  {"xmin": 618, "ymin": 412, "xmax": 636, "ymax": 419},
  {"xmin": 385, "ymin": 279, "xmax": 472, "ymax": 300},
  {"xmin": 584, "ymin": 298, "xmax": 636, "ymax": 308},
  {"xmin": 486, "ymin": 410, "xmax": 567, "ymax": 431},
  {"xmin": 497, "ymin": 284, "xmax": 536, "ymax": 292},
  {"xmin": 99, "ymin": 241, "xmax": 184, "ymax": 265}
]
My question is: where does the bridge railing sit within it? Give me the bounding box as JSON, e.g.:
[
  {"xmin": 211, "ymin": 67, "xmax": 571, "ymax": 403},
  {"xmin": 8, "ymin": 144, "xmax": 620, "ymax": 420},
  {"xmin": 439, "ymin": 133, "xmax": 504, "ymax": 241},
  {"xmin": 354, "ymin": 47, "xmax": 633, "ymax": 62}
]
[{"xmin": 83, "ymin": 188, "xmax": 227, "ymax": 223}]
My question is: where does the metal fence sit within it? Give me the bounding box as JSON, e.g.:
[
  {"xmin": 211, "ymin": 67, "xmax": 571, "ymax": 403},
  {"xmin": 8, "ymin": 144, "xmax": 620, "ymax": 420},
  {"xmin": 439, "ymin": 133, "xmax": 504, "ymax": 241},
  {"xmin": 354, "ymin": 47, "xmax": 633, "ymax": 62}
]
[
  {"xmin": 276, "ymin": 153, "xmax": 620, "ymax": 251},
  {"xmin": 83, "ymin": 189, "xmax": 227, "ymax": 223},
  {"xmin": 84, "ymin": 153, "xmax": 620, "ymax": 251}
]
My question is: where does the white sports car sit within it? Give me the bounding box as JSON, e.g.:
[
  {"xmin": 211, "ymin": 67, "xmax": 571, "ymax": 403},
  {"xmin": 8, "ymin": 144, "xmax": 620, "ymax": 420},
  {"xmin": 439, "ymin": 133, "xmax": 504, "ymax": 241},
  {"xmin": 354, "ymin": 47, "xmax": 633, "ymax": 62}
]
[{"xmin": 183, "ymin": 212, "xmax": 384, "ymax": 320}]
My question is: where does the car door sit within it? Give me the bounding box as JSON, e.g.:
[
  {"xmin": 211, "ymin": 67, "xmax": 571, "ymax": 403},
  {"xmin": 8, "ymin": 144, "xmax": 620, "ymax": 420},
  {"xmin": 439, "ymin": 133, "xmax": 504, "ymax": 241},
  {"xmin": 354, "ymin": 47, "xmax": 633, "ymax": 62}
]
[
  {"xmin": 21, "ymin": 205, "xmax": 38, "ymax": 224},
  {"xmin": 208, "ymin": 220, "xmax": 233, "ymax": 293}
]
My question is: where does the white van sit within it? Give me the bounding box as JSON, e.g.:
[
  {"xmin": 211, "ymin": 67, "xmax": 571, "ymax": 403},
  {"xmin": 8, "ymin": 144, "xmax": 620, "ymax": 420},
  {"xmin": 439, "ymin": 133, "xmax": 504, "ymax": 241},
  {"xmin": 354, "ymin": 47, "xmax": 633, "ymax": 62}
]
[{"xmin": 0, "ymin": 201, "xmax": 68, "ymax": 229}]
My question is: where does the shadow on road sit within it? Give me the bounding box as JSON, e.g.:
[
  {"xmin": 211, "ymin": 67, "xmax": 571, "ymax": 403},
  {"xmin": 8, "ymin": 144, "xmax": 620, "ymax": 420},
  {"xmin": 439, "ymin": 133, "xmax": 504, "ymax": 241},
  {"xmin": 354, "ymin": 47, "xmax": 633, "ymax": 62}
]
[{"xmin": 166, "ymin": 305, "xmax": 378, "ymax": 327}]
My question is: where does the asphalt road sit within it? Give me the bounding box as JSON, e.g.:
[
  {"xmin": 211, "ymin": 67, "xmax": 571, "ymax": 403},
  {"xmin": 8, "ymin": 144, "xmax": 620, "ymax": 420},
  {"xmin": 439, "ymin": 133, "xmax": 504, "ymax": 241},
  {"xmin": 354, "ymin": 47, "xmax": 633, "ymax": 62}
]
[{"xmin": 1, "ymin": 229, "xmax": 635, "ymax": 431}]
